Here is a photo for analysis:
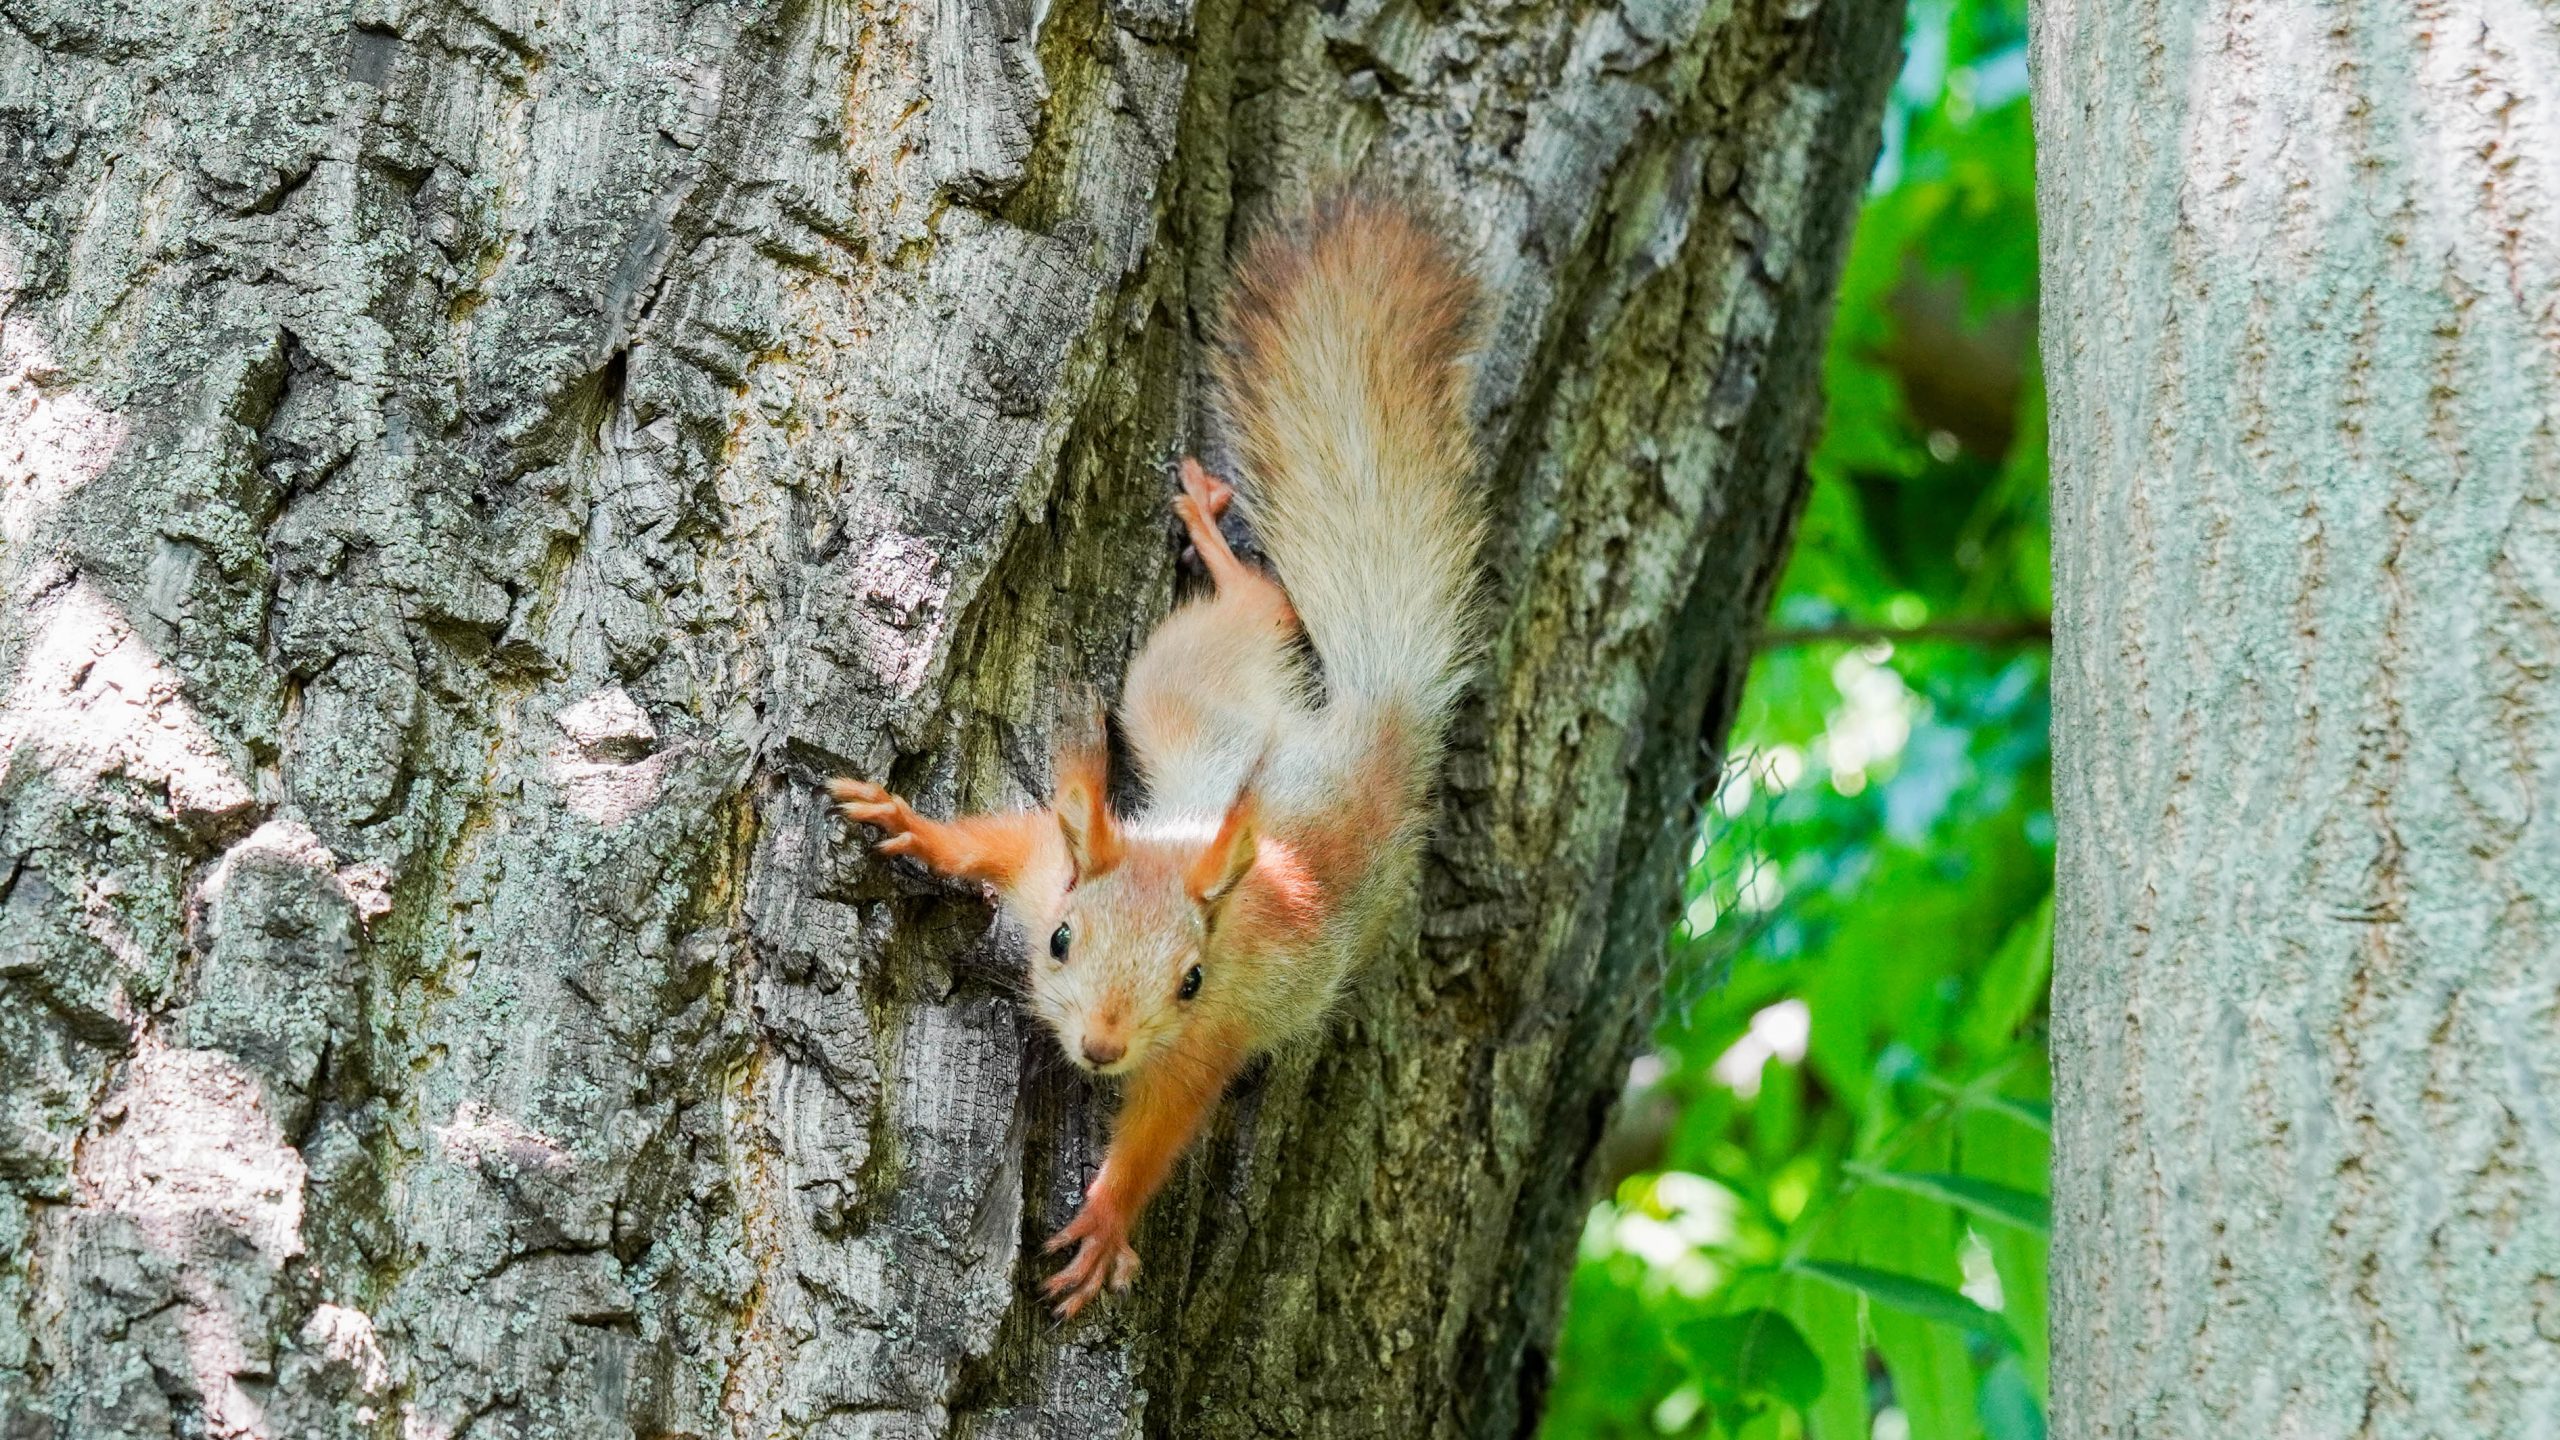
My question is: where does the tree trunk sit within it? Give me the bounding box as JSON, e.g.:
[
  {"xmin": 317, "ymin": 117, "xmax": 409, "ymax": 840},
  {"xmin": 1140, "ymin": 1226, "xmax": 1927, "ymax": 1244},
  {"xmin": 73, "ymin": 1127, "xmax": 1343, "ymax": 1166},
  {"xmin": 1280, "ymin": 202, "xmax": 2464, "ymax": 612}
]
[
  {"xmin": 2035, "ymin": 3, "xmax": 2560, "ymax": 1433},
  {"xmin": 0, "ymin": 1, "xmax": 1895, "ymax": 1434}
]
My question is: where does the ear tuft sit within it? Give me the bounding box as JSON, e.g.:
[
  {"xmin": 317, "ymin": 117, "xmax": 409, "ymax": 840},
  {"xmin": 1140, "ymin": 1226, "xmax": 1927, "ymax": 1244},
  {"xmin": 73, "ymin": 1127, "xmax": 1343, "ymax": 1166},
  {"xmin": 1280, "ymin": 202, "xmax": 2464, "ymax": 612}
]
[
  {"xmin": 1054, "ymin": 741, "xmax": 1121, "ymax": 881},
  {"xmin": 1187, "ymin": 785, "xmax": 1261, "ymax": 908}
]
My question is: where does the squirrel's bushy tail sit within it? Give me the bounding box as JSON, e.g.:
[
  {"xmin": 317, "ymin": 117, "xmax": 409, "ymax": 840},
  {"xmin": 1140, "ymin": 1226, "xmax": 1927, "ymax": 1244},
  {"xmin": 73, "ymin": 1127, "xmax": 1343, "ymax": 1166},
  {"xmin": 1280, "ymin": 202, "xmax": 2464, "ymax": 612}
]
[{"xmin": 1217, "ymin": 196, "xmax": 1484, "ymax": 729}]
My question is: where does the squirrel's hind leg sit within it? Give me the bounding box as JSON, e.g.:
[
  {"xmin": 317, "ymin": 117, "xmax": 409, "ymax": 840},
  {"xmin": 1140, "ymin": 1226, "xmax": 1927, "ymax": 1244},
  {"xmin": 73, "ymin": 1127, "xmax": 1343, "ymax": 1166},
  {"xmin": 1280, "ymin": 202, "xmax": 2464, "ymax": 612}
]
[
  {"xmin": 1120, "ymin": 461, "xmax": 1307, "ymax": 805},
  {"xmin": 1176, "ymin": 457, "xmax": 1295, "ymax": 627}
]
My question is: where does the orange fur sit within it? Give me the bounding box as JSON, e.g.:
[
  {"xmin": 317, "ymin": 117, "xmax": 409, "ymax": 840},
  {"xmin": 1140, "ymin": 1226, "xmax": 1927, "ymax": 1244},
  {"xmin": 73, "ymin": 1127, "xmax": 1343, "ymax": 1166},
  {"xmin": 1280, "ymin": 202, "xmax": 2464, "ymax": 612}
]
[
  {"xmin": 1221, "ymin": 836, "xmax": 1327, "ymax": 964},
  {"xmin": 830, "ymin": 194, "xmax": 1483, "ymax": 1321},
  {"xmin": 1186, "ymin": 786, "xmax": 1261, "ymax": 906},
  {"xmin": 1040, "ymin": 1018, "xmax": 1246, "ymax": 1315},
  {"xmin": 1052, "ymin": 741, "xmax": 1122, "ymax": 880}
]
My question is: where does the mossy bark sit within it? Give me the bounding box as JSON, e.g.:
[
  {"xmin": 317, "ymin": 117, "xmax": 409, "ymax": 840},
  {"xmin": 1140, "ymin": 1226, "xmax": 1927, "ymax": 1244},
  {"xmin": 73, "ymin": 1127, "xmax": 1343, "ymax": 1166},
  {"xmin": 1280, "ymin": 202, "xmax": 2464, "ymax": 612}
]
[{"xmin": 0, "ymin": 0, "xmax": 1895, "ymax": 1434}]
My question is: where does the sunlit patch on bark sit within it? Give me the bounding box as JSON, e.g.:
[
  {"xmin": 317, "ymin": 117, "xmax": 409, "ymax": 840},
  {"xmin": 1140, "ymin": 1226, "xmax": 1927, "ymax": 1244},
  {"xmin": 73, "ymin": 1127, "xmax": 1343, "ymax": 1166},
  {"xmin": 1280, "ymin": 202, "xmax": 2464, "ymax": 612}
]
[
  {"xmin": 432, "ymin": 1099, "xmax": 574, "ymax": 1176},
  {"xmin": 299, "ymin": 1302, "xmax": 391, "ymax": 1395},
  {"xmin": 0, "ymin": 576, "xmax": 254, "ymax": 822},
  {"xmin": 0, "ymin": 242, "xmax": 127, "ymax": 546},
  {"xmin": 74, "ymin": 1046, "xmax": 309, "ymax": 1438},
  {"xmin": 548, "ymin": 684, "xmax": 671, "ymax": 825}
]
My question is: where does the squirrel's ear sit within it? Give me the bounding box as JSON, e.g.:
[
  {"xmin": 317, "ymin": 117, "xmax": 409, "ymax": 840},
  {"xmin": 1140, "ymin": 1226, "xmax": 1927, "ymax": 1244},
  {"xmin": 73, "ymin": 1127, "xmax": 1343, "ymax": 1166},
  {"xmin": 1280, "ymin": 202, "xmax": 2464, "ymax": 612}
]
[
  {"xmin": 1053, "ymin": 742, "xmax": 1121, "ymax": 882},
  {"xmin": 1187, "ymin": 785, "xmax": 1260, "ymax": 909}
]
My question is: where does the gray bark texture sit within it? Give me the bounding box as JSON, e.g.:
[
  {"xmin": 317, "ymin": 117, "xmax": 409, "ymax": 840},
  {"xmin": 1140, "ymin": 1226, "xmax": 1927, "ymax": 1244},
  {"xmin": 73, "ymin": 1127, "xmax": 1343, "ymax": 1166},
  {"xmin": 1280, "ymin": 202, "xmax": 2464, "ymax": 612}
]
[
  {"xmin": 0, "ymin": 0, "xmax": 1896, "ymax": 1435},
  {"xmin": 2035, "ymin": 2, "xmax": 2560, "ymax": 1435}
]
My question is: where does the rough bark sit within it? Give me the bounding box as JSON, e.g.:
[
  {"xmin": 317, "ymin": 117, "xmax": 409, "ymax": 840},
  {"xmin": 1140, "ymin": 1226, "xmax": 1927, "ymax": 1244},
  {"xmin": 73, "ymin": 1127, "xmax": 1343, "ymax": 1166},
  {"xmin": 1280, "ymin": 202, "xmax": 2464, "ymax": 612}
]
[
  {"xmin": 2035, "ymin": 3, "xmax": 2560, "ymax": 1434},
  {"xmin": 0, "ymin": 0, "xmax": 1895, "ymax": 1435}
]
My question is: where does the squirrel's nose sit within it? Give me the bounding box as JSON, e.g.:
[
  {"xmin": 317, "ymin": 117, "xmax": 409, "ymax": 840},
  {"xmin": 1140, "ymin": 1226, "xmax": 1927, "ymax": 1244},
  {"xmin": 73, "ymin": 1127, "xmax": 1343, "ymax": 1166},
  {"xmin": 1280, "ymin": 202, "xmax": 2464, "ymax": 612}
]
[{"xmin": 1081, "ymin": 1036, "xmax": 1126, "ymax": 1067}]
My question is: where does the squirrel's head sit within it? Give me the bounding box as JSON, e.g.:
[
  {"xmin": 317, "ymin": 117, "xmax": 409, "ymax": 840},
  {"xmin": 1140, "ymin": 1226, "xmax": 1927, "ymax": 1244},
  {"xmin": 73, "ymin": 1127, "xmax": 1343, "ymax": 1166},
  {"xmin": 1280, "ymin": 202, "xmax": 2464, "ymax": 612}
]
[{"xmin": 1024, "ymin": 758, "xmax": 1259, "ymax": 1079}]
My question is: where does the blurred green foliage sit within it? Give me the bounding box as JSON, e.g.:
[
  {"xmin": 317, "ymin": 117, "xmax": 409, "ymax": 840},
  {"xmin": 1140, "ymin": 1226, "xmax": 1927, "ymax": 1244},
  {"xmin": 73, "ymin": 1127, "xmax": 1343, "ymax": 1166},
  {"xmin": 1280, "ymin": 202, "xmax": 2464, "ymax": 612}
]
[{"xmin": 1540, "ymin": 2, "xmax": 2051, "ymax": 1436}]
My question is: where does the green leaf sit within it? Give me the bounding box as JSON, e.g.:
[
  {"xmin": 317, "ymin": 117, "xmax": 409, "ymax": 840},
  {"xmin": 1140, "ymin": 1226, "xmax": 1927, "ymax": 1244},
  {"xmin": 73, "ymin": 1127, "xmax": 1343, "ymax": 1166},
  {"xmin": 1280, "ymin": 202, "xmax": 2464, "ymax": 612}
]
[
  {"xmin": 1995, "ymin": 1096, "xmax": 2052, "ymax": 1130},
  {"xmin": 1962, "ymin": 893, "xmax": 2054, "ymax": 1053},
  {"xmin": 1845, "ymin": 1164, "xmax": 2050, "ymax": 1234},
  {"xmin": 1962, "ymin": 1087, "xmax": 2051, "ymax": 1388},
  {"xmin": 1668, "ymin": 1309, "xmax": 1826, "ymax": 1410},
  {"xmin": 1792, "ymin": 1260, "xmax": 2016, "ymax": 1348},
  {"xmin": 1978, "ymin": 1353, "xmax": 2049, "ymax": 1440},
  {"xmin": 1778, "ymin": 1274, "xmax": 1870, "ymax": 1440},
  {"xmin": 1730, "ymin": 1309, "xmax": 1826, "ymax": 1410},
  {"xmin": 1945, "ymin": 1088, "xmax": 2051, "ymax": 1134},
  {"xmin": 1877, "ymin": 1310, "xmax": 1982, "ymax": 1440},
  {"xmin": 1835, "ymin": 1139, "xmax": 1989, "ymax": 1439}
]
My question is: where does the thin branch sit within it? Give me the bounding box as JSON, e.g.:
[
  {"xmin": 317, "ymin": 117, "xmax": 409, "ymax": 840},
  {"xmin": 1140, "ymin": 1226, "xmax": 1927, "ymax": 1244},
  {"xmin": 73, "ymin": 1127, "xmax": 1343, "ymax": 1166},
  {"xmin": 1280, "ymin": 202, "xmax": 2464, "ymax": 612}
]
[{"xmin": 1755, "ymin": 617, "xmax": 2053, "ymax": 648}]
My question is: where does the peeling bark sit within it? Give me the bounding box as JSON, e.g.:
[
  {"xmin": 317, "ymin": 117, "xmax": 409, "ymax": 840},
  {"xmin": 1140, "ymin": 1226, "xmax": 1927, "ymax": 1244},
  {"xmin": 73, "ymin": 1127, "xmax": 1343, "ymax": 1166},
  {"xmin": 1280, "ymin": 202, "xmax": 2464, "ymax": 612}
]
[
  {"xmin": 2035, "ymin": 2, "xmax": 2560, "ymax": 1434},
  {"xmin": 0, "ymin": 0, "xmax": 1895, "ymax": 1434}
]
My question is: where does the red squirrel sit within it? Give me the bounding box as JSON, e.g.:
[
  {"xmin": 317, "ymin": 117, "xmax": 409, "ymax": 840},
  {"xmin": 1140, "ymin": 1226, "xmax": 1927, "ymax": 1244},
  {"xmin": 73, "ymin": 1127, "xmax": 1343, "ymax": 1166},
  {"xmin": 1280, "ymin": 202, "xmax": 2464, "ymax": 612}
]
[{"xmin": 831, "ymin": 197, "xmax": 1483, "ymax": 1318}]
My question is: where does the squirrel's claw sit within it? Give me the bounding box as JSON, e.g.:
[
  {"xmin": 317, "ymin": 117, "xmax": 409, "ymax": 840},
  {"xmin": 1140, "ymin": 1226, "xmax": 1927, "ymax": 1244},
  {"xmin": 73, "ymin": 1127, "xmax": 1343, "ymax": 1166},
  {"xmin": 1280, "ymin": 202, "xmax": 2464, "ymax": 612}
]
[
  {"xmin": 830, "ymin": 779, "xmax": 921, "ymax": 840},
  {"xmin": 1042, "ymin": 1237, "xmax": 1138, "ymax": 1320},
  {"xmin": 1041, "ymin": 1198, "xmax": 1139, "ymax": 1319}
]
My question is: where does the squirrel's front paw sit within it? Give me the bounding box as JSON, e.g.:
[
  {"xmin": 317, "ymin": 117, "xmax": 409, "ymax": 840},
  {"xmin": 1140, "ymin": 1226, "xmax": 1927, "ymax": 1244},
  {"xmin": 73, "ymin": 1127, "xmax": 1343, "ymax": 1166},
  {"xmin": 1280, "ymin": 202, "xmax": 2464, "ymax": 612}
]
[
  {"xmin": 827, "ymin": 778, "xmax": 928, "ymax": 859},
  {"xmin": 1040, "ymin": 1194, "xmax": 1141, "ymax": 1320}
]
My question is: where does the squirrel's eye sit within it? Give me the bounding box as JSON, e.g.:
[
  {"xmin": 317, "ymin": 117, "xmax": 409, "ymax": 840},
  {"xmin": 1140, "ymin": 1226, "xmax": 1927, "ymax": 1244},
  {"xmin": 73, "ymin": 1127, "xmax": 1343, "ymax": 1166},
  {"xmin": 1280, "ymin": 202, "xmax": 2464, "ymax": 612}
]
[
  {"xmin": 1179, "ymin": 964, "xmax": 1203, "ymax": 1001},
  {"xmin": 1050, "ymin": 924, "xmax": 1072, "ymax": 961}
]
